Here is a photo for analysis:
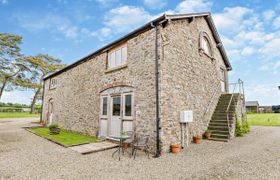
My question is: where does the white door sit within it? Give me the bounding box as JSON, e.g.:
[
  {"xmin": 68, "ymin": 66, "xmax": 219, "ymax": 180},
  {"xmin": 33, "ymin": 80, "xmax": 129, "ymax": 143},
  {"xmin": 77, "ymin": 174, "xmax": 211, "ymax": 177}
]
[
  {"xmin": 110, "ymin": 96, "xmax": 122, "ymax": 137},
  {"xmin": 48, "ymin": 100, "xmax": 54, "ymax": 125},
  {"xmin": 220, "ymin": 68, "xmax": 226, "ymax": 93}
]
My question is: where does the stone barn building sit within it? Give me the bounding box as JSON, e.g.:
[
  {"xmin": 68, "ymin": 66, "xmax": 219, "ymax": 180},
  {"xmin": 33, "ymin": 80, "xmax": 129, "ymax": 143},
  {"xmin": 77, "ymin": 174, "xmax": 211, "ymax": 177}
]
[{"xmin": 42, "ymin": 13, "xmax": 245, "ymax": 154}]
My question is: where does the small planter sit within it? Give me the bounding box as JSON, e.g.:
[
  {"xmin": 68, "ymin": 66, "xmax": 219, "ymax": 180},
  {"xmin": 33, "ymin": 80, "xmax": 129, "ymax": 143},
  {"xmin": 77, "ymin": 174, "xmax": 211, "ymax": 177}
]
[
  {"xmin": 170, "ymin": 144, "xmax": 180, "ymax": 154},
  {"xmin": 204, "ymin": 130, "xmax": 212, "ymax": 140},
  {"xmin": 49, "ymin": 127, "xmax": 61, "ymax": 135},
  {"xmin": 123, "ymin": 143, "xmax": 129, "ymax": 149},
  {"xmin": 193, "ymin": 135, "xmax": 202, "ymax": 144}
]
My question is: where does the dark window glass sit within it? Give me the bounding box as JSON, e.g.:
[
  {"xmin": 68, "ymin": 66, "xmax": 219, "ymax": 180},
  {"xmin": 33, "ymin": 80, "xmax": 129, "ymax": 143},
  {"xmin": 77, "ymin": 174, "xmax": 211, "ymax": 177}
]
[
  {"xmin": 112, "ymin": 97, "xmax": 121, "ymax": 116},
  {"xmin": 125, "ymin": 94, "xmax": 132, "ymax": 116},
  {"xmin": 102, "ymin": 97, "xmax": 107, "ymax": 116}
]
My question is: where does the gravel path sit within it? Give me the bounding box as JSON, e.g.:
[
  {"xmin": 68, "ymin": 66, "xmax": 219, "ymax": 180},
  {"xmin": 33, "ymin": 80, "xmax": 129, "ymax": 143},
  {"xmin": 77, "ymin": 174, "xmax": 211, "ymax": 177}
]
[{"xmin": 0, "ymin": 118, "xmax": 279, "ymax": 180}]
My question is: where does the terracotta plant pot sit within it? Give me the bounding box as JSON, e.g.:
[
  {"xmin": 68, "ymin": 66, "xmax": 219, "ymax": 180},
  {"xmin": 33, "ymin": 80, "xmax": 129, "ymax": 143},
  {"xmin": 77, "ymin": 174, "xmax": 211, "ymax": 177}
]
[
  {"xmin": 170, "ymin": 144, "xmax": 180, "ymax": 154},
  {"xmin": 49, "ymin": 128, "xmax": 61, "ymax": 135},
  {"xmin": 193, "ymin": 136, "xmax": 202, "ymax": 144},
  {"xmin": 123, "ymin": 143, "xmax": 129, "ymax": 149},
  {"xmin": 204, "ymin": 132, "xmax": 211, "ymax": 139}
]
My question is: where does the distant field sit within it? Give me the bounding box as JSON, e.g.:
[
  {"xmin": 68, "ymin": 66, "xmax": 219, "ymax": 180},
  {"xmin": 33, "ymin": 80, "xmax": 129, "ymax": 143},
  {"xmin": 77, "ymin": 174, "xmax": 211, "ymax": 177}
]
[
  {"xmin": 0, "ymin": 113, "xmax": 40, "ymax": 118},
  {"xmin": 247, "ymin": 113, "xmax": 280, "ymax": 126}
]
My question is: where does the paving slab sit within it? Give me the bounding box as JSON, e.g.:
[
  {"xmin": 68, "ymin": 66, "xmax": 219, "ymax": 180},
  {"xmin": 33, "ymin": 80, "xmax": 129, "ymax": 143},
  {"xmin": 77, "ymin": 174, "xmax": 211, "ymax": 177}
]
[{"xmin": 69, "ymin": 141, "xmax": 118, "ymax": 154}]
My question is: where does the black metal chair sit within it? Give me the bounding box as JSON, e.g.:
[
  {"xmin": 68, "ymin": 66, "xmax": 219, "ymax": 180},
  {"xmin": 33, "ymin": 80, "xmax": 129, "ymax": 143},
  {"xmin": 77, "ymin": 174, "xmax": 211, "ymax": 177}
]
[{"xmin": 132, "ymin": 134, "xmax": 150, "ymax": 159}]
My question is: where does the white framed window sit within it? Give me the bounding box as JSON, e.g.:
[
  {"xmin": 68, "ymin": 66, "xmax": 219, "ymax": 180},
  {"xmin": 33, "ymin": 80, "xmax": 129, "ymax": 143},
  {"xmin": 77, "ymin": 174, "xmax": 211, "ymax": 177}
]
[
  {"xmin": 122, "ymin": 93, "xmax": 133, "ymax": 119},
  {"xmin": 49, "ymin": 78, "xmax": 57, "ymax": 89},
  {"xmin": 199, "ymin": 32, "xmax": 213, "ymax": 58},
  {"xmin": 108, "ymin": 45, "xmax": 127, "ymax": 69},
  {"xmin": 101, "ymin": 96, "xmax": 108, "ymax": 118},
  {"xmin": 202, "ymin": 37, "xmax": 211, "ymax": 56}
]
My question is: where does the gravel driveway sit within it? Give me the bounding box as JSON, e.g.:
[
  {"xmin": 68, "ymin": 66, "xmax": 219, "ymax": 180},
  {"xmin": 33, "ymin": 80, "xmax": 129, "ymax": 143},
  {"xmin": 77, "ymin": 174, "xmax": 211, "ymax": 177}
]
[{"xmin": 0, "ymin": 118, "xmax": 279, "ymax": 180}]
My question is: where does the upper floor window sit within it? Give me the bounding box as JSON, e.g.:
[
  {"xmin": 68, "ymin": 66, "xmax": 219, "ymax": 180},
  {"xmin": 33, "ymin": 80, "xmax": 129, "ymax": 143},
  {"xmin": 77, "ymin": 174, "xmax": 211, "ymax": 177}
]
[
  {"xmin": 199, "ymin": 32, "xmax": 213, "ymax": 58},
  {"xmin": 49, "ymin": 78, "xmax": 57, "ymax": 89},
  {"xmin": 108, "ymin": 44, "xmax": 127, "ymax": 69}
]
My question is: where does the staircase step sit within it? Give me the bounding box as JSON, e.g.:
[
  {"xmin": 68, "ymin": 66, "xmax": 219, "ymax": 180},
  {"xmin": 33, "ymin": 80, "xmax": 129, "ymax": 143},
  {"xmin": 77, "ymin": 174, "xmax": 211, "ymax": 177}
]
[
  {"xmin": 208, "ymin": 137, "xmax": 229, "ymax": 142},
  {"xmin": 208, "ymin": 126, "xmax": 229, "ymax": 131},
  {"xmin": 209, "ymin": 119, "xmax": 233, "ymax": 125},
  {"xmin": 209, "ymin": 122, "xmax": 229, "ymax": 126},
  {"xmin": 209, "ymin": 130, "xmax": 230, "ymax": 135},
  {"xmin": 211, "ymin": 133, "xmax": 230, "ymax": 139}
]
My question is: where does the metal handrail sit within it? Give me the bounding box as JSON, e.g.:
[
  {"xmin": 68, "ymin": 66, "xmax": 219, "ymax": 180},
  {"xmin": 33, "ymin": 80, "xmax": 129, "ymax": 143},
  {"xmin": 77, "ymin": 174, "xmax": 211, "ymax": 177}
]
[{"xmin": 226, "ymin": 79, "xmax": 246, "ymax": 132}]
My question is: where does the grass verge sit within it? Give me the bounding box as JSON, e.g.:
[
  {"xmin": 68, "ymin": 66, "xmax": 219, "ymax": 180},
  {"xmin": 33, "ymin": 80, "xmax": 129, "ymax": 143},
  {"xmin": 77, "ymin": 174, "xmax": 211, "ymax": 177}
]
[
  {"xmin": 0, "ymin": 113, "xmax": 40, "ymax": 118},
  {"xmin": 28, "ymin": 127, "xmax": 99, "ymax": 147},
  {"xmin": 247, "ymin": 113, "xmax": 280, "ymax": 126}
]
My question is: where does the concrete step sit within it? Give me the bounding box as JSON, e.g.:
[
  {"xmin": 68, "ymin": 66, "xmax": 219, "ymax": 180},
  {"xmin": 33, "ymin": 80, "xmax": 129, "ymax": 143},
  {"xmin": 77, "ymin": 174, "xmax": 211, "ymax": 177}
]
[
  {"xmin": 208, "ymin": 126, "xmax": 229, "ymax": 131},
  {"xmin": 211, "ymin": 133, "xmax": 230, "ymax": 139},
  {"xmin": 209, "ymin": 130, "xmax": 230, "ymax": 135},
  {"xmin": 209, "ymin": 119, "xmax": 233, "ymax": 125},
  {"xmin": 212, "ymin": 112, "xmax": 235, "ymax": 115},
  {"xmin": 208, "ymin": 137, "xmax": 229, "ymax": 142},
  {"xmin": 209, "ymin": 122, "xmax": 229, "ymax": 127}
]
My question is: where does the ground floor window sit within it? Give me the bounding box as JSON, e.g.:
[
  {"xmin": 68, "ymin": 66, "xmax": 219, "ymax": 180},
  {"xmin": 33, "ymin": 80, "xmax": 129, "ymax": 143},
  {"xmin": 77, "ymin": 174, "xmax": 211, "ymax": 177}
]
[
  {"xmin": 123, "ymin": 93, "xmax": 133, "ymax": 119},
  {"xmin": 101, "ymin": 96, "xmax": 108, "ymax": 117}
]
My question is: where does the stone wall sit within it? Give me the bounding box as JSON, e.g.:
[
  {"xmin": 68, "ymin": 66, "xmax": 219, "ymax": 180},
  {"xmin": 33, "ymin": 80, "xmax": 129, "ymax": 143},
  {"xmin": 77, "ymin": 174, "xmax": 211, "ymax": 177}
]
[
  {"xmin": 159, "ymin": 17, "xmax": 229, "ymax": 152},
  {"xmin": 42, "ymin": 16, "xmax": 231, "ymax": 154},
  {"xmin": 42, "ymin": 28, "xmax": 158, "ymax": 151},
  {"xmin": 231, "ymin": 94, "xmax": 246, "ymax": 137}
]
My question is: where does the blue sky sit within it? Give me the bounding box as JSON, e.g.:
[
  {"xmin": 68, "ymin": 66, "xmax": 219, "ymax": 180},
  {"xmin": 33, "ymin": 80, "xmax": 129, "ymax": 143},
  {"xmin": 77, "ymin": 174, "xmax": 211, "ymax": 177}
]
[{"xmin": 0, "ymin": 0, "xmax": 280, "ymax": 105}]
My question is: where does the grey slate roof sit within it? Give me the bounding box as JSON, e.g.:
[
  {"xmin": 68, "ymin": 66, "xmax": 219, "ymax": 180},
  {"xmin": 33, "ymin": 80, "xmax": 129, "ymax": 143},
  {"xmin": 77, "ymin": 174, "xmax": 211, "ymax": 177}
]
[
  {"xmin": 44, "ymin": 12, "xmax": 232, "ymax": 80},
  {"xmin": 246, "ymin": 101, "xmax": 259, "ymax": 107}
]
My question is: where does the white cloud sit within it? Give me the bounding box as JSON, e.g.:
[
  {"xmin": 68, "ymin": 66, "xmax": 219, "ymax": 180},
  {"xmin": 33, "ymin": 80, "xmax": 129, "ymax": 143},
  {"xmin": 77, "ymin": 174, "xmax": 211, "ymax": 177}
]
[
  {"xmin": 213, "ymin": 7, "xmax": 253, "ymax": 35},
  {"xmin": 262, "ymin": 10, "xmax": 276, "ymax": 21},
  {"xmin": 94, "ymin": 5, "xmax": 152, "ymax": 39},
  {"xmin": 1, "ymin": 90, "xmax": 33, "ymax": 104},
  {"xmin": 273, "ymin": 16, "xmax": 280, "ymax": 29},
  {"xmin": 241, "ymin": 47, "xmax": 254, "ymax": 56},
  {"xmin": 143, "ymin": 0, "xmax": 167, "ymax": 9},
  {"xmin": 175, "ymin": 0, "xmax": 213, "ymax": 13},
  {"xmin": 0, "ymin": 0, "xmax": 8, "ymax": 4},
  {"xmin": 246, "ymin": 84, "xmax": 280, "ymax": 105},
  {"xmin": 13, "ymin": 13, "xmax": 89, "ymax": 40},
  {"xmin": 95, "ymin": 0, "xmax": 118, "ymax": 6},
  {"xmin": 260, "ymin": 38, "xmax": 280, "ymax": 58}
]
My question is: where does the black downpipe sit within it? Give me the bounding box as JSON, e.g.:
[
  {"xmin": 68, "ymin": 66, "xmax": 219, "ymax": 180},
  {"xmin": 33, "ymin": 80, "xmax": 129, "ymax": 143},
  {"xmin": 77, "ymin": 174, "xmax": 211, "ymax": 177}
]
[{"xmin": 151, "ymin": 22, "xmax": 161, "ymax": 157}]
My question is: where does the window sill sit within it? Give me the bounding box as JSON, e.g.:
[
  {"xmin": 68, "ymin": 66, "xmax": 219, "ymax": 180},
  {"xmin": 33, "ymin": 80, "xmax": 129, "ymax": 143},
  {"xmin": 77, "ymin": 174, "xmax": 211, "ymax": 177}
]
[
  {"xmin": 105, "ymin": 64, "xmax": 128, "ymax": 73},
  {"xmin": 199, "ymin": 49, "xmax": 215, "ymax": 61}
]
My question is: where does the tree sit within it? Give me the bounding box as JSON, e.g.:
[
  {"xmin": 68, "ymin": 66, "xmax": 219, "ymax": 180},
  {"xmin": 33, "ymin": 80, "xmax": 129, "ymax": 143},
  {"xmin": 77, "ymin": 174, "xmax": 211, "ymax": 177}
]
[
  {"xmin": 19, "ymin": 54, "xmax": 65, "ymax": 113},
  {"xmin": 0, "ymin": 33, "xmax": 27, "ymax": 99}
]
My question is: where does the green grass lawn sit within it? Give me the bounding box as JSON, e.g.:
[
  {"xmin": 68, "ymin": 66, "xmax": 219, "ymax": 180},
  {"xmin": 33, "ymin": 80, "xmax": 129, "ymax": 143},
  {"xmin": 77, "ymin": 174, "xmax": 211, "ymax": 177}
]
[
  {"xmin": 247, "ymin": 113, "xmax": 280, "ymax": 126},
  {"xmin": 0, "ymin": 113, "xmax": 40, "ymax": 118},
  {"xmin": 29, "ymin": 127, "xmax": 99, "ymax": 146}
]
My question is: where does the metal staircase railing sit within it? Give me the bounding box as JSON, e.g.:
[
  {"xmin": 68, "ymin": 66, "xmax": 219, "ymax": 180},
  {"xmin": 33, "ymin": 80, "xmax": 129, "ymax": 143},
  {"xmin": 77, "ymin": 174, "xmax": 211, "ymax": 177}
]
[{"xmin": 227, "ymin": 79, "xmax": 246, "ymax": 132}]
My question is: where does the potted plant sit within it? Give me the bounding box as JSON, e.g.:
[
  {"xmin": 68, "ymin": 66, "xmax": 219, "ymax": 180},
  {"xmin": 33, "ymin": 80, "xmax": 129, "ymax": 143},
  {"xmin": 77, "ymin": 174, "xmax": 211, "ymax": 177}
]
[
  {"xmin": 193, "ymin": 135, "xmax": 202, "ymax": 144},
  {"xmin": 48, "ymin": 124, "xmax": 60, "ymax": 135},
  {"xmin": 204, "ymin": 129, "xmax": 212, "ymax": 139},
  {"xmin": 170, "ymin": 143, "xmax": 180, "ymax": 154}
]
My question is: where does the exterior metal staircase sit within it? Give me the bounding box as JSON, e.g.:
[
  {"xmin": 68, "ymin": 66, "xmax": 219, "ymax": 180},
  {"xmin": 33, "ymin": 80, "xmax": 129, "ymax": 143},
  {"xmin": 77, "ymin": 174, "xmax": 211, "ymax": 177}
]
[{"xmin": 208, "ymin": 94, "xmax": 239, "ymax": 142}]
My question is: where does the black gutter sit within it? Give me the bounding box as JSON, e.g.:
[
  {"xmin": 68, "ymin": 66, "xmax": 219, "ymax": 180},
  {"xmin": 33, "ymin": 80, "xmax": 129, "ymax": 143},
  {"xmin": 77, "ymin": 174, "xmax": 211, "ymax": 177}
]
[
  {"xmin": 44, "ymin": 12, "xmax": 231, "ymax": 80},
  {"xmin": 151, "ymin": 22, "xmax": 161, "ymax": 157},
  {"xmin": 40, "ymin": 81, "xmax": 45, "ymax": 123},
  {"xmin": 43, "ymin": 15, "xmax": 166, "ymax": 81}
]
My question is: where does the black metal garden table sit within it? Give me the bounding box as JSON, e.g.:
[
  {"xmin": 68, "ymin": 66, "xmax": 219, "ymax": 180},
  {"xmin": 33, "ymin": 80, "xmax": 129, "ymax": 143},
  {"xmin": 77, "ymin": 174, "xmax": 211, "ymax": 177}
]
[{"xmin": 111, "ymin": 135, "xmax": 131, "ymax": 161}]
